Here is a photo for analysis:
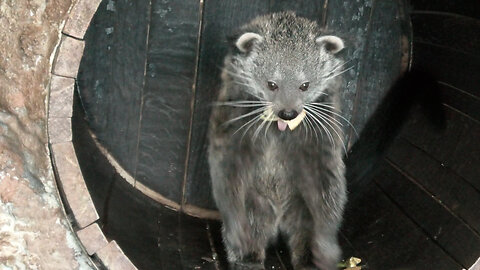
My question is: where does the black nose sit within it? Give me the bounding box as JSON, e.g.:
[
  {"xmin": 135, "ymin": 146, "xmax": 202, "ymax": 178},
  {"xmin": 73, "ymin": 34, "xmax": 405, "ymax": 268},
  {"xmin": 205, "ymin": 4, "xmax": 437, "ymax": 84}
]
[{"xmin": 278, "ymin": 109, "xmax": 299, "ymax": 120}]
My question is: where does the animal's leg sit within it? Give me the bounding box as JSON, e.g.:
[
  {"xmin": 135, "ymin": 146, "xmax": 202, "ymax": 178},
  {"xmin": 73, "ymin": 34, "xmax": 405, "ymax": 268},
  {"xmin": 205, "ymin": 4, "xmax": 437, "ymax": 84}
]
[
  {"xmin": 280, "ymin": 197, "xmax": 317, "ymax": 270},
  {"xmin": 223, "ymin": 193, "xmax": 277, "ymax": 270},
  {"xmin": 291, "ymin": 159, "xmax": 346, "ymax": 269}
]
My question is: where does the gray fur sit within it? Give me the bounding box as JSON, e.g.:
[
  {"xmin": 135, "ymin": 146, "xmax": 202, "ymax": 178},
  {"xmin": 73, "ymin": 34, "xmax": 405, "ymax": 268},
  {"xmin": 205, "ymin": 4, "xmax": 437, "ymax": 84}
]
[{"xmin": 208, "ymin": 12, "xmax": 347, "ymax": 270}]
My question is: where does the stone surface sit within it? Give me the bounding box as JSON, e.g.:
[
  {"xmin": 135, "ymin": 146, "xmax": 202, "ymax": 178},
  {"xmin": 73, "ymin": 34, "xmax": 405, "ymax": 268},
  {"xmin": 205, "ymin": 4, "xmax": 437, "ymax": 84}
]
[
  {"xmin": 0, "ymin": 0, "xmax": 95, "ymax": 269},
  {"xmin": 49, "ymin": 75, "xmax": 75, "ymax": 117},
  {"xmin": 48, "ymin": 117, "xmax": 73, "ymax": 143},
  {"xmin": 64, "ymin": 0, "xmax": 102, "ymax": 39},
  {"xmin": 97, "ymin": 241, "xmax": 138, "ymax": 270},
  {"xmin": 51, "ymin": 142, "xmax": 99, "ymax": 228},
  {"xmin": 77, "ymin": 223, "xmax": 109, "ymax": 255},
  {"xmin": 53, "ymin": 35, "xmax": 85, "ymax": 78}
]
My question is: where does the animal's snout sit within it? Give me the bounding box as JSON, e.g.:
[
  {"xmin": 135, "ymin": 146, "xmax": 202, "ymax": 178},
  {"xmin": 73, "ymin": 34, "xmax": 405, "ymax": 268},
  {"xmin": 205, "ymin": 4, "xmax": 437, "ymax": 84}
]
[{"xmin": 278, "ymin": 109, "xmax": 298, "ymax": 120}]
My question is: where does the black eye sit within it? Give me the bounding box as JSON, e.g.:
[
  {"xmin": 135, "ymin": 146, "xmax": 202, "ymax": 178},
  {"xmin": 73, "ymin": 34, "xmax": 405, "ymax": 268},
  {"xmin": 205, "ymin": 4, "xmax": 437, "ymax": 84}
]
[
  {"xmin": 267, "ymin": 81, "xmax": 278, "ymax": 91},
  {"xmin": 299, "ymin": 82, "xmax": 310, "ymax": 91}
]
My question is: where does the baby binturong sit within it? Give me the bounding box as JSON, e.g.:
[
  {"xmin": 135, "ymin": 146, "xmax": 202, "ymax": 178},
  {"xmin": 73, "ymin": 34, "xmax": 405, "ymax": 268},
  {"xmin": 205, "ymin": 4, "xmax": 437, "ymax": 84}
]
[{"xmin": 208, "ymin": 12, "xmax": 349, "ymax": 270}]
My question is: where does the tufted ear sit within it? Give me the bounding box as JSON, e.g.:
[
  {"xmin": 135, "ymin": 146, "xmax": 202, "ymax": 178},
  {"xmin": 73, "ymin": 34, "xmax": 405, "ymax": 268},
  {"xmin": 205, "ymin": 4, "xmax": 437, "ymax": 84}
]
[
  {"xmin": 234, "ymin": 32, "xmax": 263, "ymax": 53},
  {"xmin": 315, "ymin": 35, "xmax": 344, "ymax": 54}
]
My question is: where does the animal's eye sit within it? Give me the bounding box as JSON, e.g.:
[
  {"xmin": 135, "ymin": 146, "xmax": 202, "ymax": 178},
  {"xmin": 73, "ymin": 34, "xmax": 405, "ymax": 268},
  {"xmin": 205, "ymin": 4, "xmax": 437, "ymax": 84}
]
[
  {"xmin": 267, "ymin": 81, "xmax": 279, "ymax": 91},
  {"xmin": 299, "ymin": 82, "xmax": 310, "ymax": 91}
]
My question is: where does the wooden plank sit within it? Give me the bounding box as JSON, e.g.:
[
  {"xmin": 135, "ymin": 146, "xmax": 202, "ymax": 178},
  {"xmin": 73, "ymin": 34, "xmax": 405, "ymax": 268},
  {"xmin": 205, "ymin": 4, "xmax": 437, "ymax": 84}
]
[
  {"xmin": 342, "ymin": 181, "xmax": 462, "ymax": 270},
  {"xmin": 324, "ymin": 0, "xmax": 374, "ymax": 146},
  {"xmin": 441, "ymin": 82, "xmax": 480, "ymax": 122},
  {"xmin": 104, "ymin": 180, "xmax": 166, "ymax": 270},
  {"xmin": 78, "ymin": 0, "xmax": 150, "ymax": 174},
  {"xmin": 402, "ymin": 106, "xmax": 480, "ymax": 192},
  {"xmin": 412, "ymin": 43, "xmax": 480, "ymax": 98},
  {"xmin": 447, "ymin": 114, "xmax": 480, "ymax": 192},
  {"xmin": 207, "ymin": 221, "xmax": 230, "ymax": 270},
  {"xmin": 387, "ymin": 138, "xmax": 480, "ymax": 234},
  {"xmin": 135, "ymin": 0, "xmax": 201, "ymax": 202},
  {"xmin": 72, "ymin": 97, "xmax": 166, "ymax": 270},
  {"xmin": 375, "ymin": 160, "xmax": 480, "ymax": 268},
  {"xmin": 409, "ymin": 0, "xmax": 480, "ymax": 20},
  {"xmin": 411, "ymin": 13, "xmax": 480, "ymax": 57},
  {"xmin": 348, "ymin": 0, "xmax": 404, "ymax": 147},
  {"xmin": 177, "ymin": 214, "xmax": 217, "ymax": 270},
  {"xmin": 184, "ymin": 0, "xmax": 271, "ymax": 209}
]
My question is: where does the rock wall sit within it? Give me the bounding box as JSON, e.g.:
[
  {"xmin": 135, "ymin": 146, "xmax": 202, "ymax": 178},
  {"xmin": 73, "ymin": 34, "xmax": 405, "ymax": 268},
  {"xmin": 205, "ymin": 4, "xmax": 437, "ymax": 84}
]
[{"xmin": 0, "ymin": 0, "xmax": 93, "ymax": 269}]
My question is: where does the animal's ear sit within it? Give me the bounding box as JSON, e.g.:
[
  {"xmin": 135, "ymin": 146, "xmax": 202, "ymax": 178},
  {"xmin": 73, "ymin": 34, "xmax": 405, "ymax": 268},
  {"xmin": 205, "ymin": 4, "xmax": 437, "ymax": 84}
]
[
  {"xmin": 232, "ymin": 32, "xmax": 263, "ymax": 53},
  {"xmin": 315, "ymin": 35, "xmax": 344, "ymax": 54}
]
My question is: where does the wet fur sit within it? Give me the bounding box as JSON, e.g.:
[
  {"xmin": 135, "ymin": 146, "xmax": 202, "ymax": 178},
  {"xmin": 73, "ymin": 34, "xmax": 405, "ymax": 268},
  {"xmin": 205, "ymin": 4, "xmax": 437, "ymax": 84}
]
[{"xmin": 208, "ymin": 12, "xmax": 347, "ymax": 270}]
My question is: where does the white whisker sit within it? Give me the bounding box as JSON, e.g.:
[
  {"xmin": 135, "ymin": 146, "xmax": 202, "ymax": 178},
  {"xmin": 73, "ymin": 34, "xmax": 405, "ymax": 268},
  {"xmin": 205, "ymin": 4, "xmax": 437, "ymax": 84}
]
[
  {"xmin": 232, "ymin": 113, "xmax": 262, "ymax": 137},
  {"xmin": 324, "ymin": 65, "xmax": 355, "ymax": 81},
  {"xmin": 305, "ymin": 108, "xmax": 335, "ymax": 148},
  {"xmin": 306, "ymin": 104, "xmax": 358, "ymax": 136},
  {"xmin": 305, "ymin": 105, "xmax": 344, "ymax": 128},
  {"xmin": 304, "ymin": 114, "xmax": 319, "ymax": 143},
  {"xmin": 264, "ymin": 112, "xmax": 274, "ymax": 139},
  {"xmin": 240, "ymin": 114, "xmax": 264, "ymax": 143},
  {"xmin": 214, "ymin": 101, "xmax": 270, "ymax": 108},
  {"xmin": 223, "ymin": 106, "xmax": 267, "ymax": 125},
  {"xmin": 253, "ymin": 115, "xmax": 269, "ymax": 142},
  {"xmin": 311, "ymin": 109, "xmax": 347, "ymax": 154}
]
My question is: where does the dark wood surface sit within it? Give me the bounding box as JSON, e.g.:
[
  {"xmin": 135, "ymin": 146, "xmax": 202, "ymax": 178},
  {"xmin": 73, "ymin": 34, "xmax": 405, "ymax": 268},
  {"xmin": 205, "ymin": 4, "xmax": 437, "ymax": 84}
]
[
  {"xmin": 387, "ymin": 138, "xmax": 480, "ymax": 234},
  {"xmin": 346, "ymin": 0, "xmax": 405, "ymax": 148},
  {"xmin": 323, "ymin": 0, "xmax": 373, "ymax": 146},
  {"xmin": 135, "ymin": 0, "xmax": 201, "ymax": 203},
  {"xmin": 342, "ymin": 181, "xmax": 462, "ymax": 270},
  {"xmin": 409, "ymin": 0, "xmax": 480, "ymax": 20},
  {"xmin": 74, "ymin": 0, "xmax": 480, "ymax": 269},
  {"xmin": 377, "ymin": 159, "xmax": 480, "ymax": 267},
  {"xmin": 78, "ymin": 0, "xmax": 150, "ymax": 174}
]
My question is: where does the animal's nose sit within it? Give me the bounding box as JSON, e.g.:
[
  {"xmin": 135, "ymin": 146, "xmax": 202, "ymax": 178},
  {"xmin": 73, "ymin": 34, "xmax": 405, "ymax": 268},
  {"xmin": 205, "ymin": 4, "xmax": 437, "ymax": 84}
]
[{"xmin": 278, "ymin": 109, "xmax": 299, "ymax": 120}]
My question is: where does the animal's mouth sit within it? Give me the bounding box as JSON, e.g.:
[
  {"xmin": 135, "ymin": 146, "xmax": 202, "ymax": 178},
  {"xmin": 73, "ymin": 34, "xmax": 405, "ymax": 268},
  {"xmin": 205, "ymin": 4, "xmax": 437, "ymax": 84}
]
[
  {"xmin": 261, "ymin": 108, "xmax": 306, "ymax": 131},
  {"xmin": 277, "ymin": 120, "xmax": 288, "ymax": 131}
]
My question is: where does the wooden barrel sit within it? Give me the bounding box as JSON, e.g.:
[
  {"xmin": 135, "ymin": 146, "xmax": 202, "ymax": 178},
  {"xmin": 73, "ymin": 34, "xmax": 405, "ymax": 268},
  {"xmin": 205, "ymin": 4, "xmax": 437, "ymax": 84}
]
[{"xmin": 70, "ymin": 0, "xmax": 480, "ymax": 269}]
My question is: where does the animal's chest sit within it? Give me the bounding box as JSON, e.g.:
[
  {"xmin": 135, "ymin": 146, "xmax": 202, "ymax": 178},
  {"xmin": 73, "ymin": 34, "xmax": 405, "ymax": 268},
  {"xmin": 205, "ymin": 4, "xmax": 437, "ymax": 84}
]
[{"xmin": 251, "ymin": 137, "xmax": 295, "ymax": 201}]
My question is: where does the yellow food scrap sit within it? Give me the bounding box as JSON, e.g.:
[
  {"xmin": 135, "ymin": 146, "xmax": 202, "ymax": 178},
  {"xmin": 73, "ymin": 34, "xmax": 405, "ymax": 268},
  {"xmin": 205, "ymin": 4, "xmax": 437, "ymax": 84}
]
[
  {"xmin": 286, "ymin": 109, "xmax": 306, "ymax": 130},
  {"xmin": 337, "ymin": 257, "xmax": 362, "ymax": 269},
  {"xmin": 261, "ymin": 107, "xmax": 278, "ymax": 121},
  {"xmin": 261, "ymin": 108, "xmax": 307, "ymax": 131}
]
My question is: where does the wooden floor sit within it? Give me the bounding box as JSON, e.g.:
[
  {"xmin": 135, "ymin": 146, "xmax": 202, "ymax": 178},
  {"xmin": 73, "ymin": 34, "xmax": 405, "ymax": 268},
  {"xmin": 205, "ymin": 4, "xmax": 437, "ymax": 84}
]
[
  {"xmin": 73, "ymin": 92, "xmax": 479, "ymax": 269},
  {"xmin": 74, "ymin": 0, "xmax": 480, "ymax": 269}
]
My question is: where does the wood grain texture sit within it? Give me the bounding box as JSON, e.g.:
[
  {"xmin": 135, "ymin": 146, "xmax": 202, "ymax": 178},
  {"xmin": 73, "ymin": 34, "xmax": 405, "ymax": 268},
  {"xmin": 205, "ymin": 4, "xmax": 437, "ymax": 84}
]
[
  {"xmin": 341, "ymin": 181, "xmax": 462, "ymax": 270},
  {"xmin": 441, "ymin": 82, "xmax": 480, "ymax": 123},
  {"xmin": 402, "ymin": 106, "xmax": 480, "ymax": 192},
  {"xmin": 177, "ymin": 215, "xmax": 217, "ymax": 270},
  {"xmin": 387, "ymin": 138, "xmax": 480, "ymax": 234},
  {"xmin": 409, "ymin": 0, "xmax": 480, "ymax": 20},
  {"xmin": 411, "ymin": 13, "xmax": 480, "ymax": 57},
  {"xmin": 347, "ymin": 0, "xmax": 404, "ymax": 148},
  {"xmin": 184, "ymin": 0, "xmax": 270, "ymax": 209},
  {"xmin": 135, "ymin": 0, "xmax": 201, "ymax": 202},
  {"xmin": 376, "ymin": 160, "xmax": 480, "ymax": 268},
  {"xmin": 324, "ymin": 0, "xmax": 373, "ymax": 146},
  {"xmin": 412, "ymin": 43, "xmax": 480, "ymax": 98},
  {"xmin": 73, "ymin": 97, "xmax": 164, "ymax": 270},
  {"xmin": 78, "ymin": 0, "xmax": 150, "ymax": 174}
]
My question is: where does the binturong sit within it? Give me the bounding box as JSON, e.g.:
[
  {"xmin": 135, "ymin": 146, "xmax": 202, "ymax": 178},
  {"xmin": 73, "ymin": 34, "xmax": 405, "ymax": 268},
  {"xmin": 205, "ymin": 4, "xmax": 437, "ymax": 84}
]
[{"xmin": 208, "ymin": 12, "xmax": 350, "ymax": 270}]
